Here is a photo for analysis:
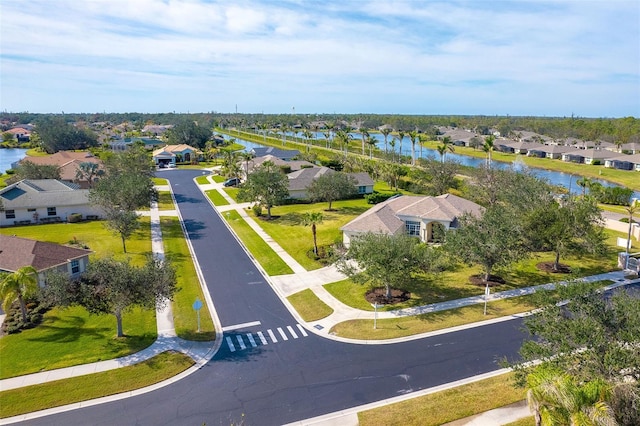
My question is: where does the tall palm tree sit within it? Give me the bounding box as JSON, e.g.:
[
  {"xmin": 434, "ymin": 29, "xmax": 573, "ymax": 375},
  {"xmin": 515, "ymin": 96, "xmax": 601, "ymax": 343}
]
[
  {"xmin": 0, "ymin": 266, "xmax": 39, "ymax": 323},
  {"xmin": 323, "ymin": 131, "xmax": 332, "ymax": 149},
  {"xmin": 624, "ymin": 200, "xmax": 638, "ymax": 269},
  {"xmin": 281, "ymin": 124, "xmax": 290, "ymax": 146},
  {"xmin": 397, "ymin": 131, "xmax": 406, "ymax": 162},
  {"xmin": 359, "ymin": 126, "xmax": 369, "ymax": 155},
  {"xmin": 380, "ymin": 127, "xmax": 392, "ymax": 154},
  {"xmin": 576, "ymin": 177, "xmax": 593, "ymax": 196},
  {"xmin": 366, "ymin": 135, "xmax": 378, "ymax": 159},
  {"xmin": 389, "ymin": 138, "xmax": 397, "ymax": 163},
  {"xmin": 334, "ymin": 130, "xmax": 352, "ymax": 157},
  {"xmin": 302, "ymin": 212, "xmax": 323, "ymax": 256},
  {"xmin": 483, "ymin": 135, "xmax": 496, "ymax": 167},
  {"xmin": 408, "ymin": 130, "xmax": 419, "ymax": 165},
  {"xmin": 302, "ymin": 129, "xmax": 313, "ymax": 152},
  {"xmin": 418, "ymin": 134, "xmax": 428, "ymax": 159},
  {"xmin": 439, "ymin": 136, "xmax": 455, "ymax": 163}
]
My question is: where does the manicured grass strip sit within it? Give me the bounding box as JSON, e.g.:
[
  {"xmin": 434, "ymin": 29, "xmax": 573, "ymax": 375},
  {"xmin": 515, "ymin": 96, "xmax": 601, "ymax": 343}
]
[
  {"xmin": 211, "ymin": 175, "xmax": 225, "ymax": 183},
  {"xmin": 224, "ymin": 210, "xmax": 293, "ymax": 275},
  {"xmin": 157, "ymin": 191, "xmax": 174, "ymax": 210},
  {"xmin": 223, "ymin": 187, "xmax": 240, "ymax": 202},
  {"xmin": 195, "ymin": 175, "xmax": 210, "ymax": 184},
  {"xmin": 358, "ymin": 372, "xmax": 526, "ymax": 426},
  {"xmin": 0, "ymin": 352, "xmax": 193, "ymax": 419},
  {"xmin": 504, "ymin": 418, "xmax": 536, "ymax": 426},
  {"xmin": 152, "ymin": 177, "xmax": 168, "ymax": 185},
  {"xmin": 160, "ymin": 217, "xmax": 215, "ymax": 341},
  {"xmin": 206, "ymin": 189, "xmax": 230, "ymax": 206},
  {"xmin": 287, "ymin": 289, "xmax": 334, "ymax": 322},
  {"xmin": 330, "ymin": 296, "xmax": 538, "ymax": 340},
  {"xmin": 0, "ymin": 306, "xmax": 156, "ymax": 379}
]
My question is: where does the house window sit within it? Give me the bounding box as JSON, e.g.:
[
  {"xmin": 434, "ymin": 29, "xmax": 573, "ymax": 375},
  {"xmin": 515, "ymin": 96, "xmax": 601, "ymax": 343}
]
[
  {"xmin": 358, "ymin": 186, "xmax": 367, "ymax": 194},
  {"xmin": 47, "ymin": 207, "xmax": 57, "ymax": 216},
  {"xmin": 28, "ymin": 208, "xmax": 36, "ymax": 212},
  {"xmin": 5, "ymin": 210, "xmax": 15, "ymax": 219},
  {"xmin": 405, "ymin": 221, "xmax": 421, "ymax": 237},
  {"xmin": 71, "ymin": 259, "xmax": 80, "ymax": 274}
]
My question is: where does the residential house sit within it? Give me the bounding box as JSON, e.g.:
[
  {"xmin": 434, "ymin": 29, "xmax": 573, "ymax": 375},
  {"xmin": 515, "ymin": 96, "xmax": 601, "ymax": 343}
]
[
  {"xmin": 499, "ymin": 141, "xmax": 539, "ymax": 154},
  {"xmin": 340, "ymin": 193, "xmax": 483, "ymax": 248},
  {"xmin": 108, "ymin": 137, "xmax": 165, "ymax": 151},
  {"xmin": 561, "ymin": 148, "xmax": 617, "ymax": 165},
  {"xmin": 527, "ymin": 144, "xmax": 575, "ymax": 159},
  {"xmin": 152, "ymin": 144, "xmax": 201, "ymax": 166},
  {"xmin": 142, "ymin": 124, "xmax": 173, "ymax": 137},
  {"xmin": 4, "ymin": 127, "xmax": 31, "ymax": 142},
  {"xmin": 0, "ymin": 235, "xmax": 92, "ymax": 286},
  {"xmin": 250, "ymin": 147, "xmax": 300, "ymax": 161},
  {"xmin": 604, "ymin": 154, "xmax": 640, "ymax": 171},
  {"xmin": 246, "ymin": 155, "xmax": 315, "ymax": 175},
  {"xmin": 287, "ymin": 167, "xmax": 374, "ymax": 200},
  {"xmin": 15, "ymin": 151, "xmax": 104, "ymax": 188},
  {"xmin": 0, "ymin": 179, "xmax": 102, "ymax": 227}
]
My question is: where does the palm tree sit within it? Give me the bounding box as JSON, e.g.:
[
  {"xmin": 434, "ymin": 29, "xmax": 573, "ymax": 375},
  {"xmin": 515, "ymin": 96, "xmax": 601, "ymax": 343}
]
[
  {"xmin": 408, "ymin": 130, "xmax": 419, "ymax": 165},
  {"xmin": 359, "ymin": 126, "xmax": 369, "ymax": 155},
  {"xmin": 483, "ymin": 135, "xmax": 496, "ymax": 167},
  {"xmin": 576, "ymin": 177, "xmax": 592, "ymax": 196},
  {"xmin": 380, "ymin": 127, "xmax": 392, "ymax": 154},
  {"xmin": 323, "ymin": 131, "xmax": 332, "ymax": 149},
  {"xmin": 0, "ymin": 266, "xmax": 39, "ymax": 323},
  {"xmin": 389, "ymin": 137, "xmax": 397, "ymax": 163},
  {"xmin": 438, "ymin": 136, "xmax": 455, "ymax": 163},
  {"xmin": 418, "ymin": 134, "xmax": 428, "ymax": 159},
  {"xmin": 334, "ymin": 130, "xmax": 352, "ymax": 157},
  {"xmin": 302, "ymin": 129, "xmax": 313, "ymax": 152},
  {"xmin": 280, "ymin": 124, "xmax": 290, "ymax": 146},
  {"xmin": 302, "ymin": 212, "xmax": 323, "ymax": 256},
  {"xmin": 624, "ymin": 200, "xmax": 638, "ymax": 269},
  {"xmin": 366, "ymin": 135, "xmax": 378, "ymax": 159},
  {"xmin": 397, "ymin": 131, "xmax": 406, "ymax": 162}
]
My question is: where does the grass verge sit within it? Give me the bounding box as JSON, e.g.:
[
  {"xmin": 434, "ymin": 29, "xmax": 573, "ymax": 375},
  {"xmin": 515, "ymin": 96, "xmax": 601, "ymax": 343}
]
[
  {"xmin": 205, "ymin": 189, "xmax": 230, "ymax": 206},
  {"xmin": 0, "ymin": 352, "xmax": 194, "ymax": 419},
  {"xmin": 358, "ymin": 372, "xmax": 526, "ymax": 426},
  {"xmin": 287, "ymin": 289, "xmax": 333, "ymax": 322},
  {"xmin": 223, "ymin": 210, "xmax": 293, "ymax": 275},
  {"xmin": 160, "ymin": 217, "xmax": 215, "ymax": 341},
  {"xmin": 195, "ymin": 175, "xmax": 210, "ymax": 184},
  {"xmin": 152, "ymin": 177, "xmax": 168, "ymax": 185},
  {"xmin": 157, "ymin": 191, "xmax": 174, "ymax": 210}
]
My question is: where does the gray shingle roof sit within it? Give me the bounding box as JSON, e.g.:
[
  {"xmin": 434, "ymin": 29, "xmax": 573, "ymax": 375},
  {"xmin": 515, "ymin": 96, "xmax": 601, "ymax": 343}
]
[
  {"xmin": 0, "ymin": 235, "xmax": 92, "ymax": 273},
  {"xmin": 0, "ymin": 179, "xmax": 90, "ymax": 209}
]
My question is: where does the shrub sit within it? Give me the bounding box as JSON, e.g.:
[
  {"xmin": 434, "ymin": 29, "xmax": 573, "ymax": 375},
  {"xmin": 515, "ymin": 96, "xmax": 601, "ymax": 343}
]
[
  {"xmin": 365, "ymin": 191, "xmax": 401, "ymax": 204},
  {"xmin": 252, "ymin": 204, "xmax": 262, "ymax": 217},
  {"xmin": 5, "ymin": 168, "xmax": 15, "ymax": 175},
  {"xmin": 68, "ymin": 213, "xmax": 83, "ymax": 223},
  {"xmin": 592, "ymin": 160, "xmax": 601, "ymax": 165}
]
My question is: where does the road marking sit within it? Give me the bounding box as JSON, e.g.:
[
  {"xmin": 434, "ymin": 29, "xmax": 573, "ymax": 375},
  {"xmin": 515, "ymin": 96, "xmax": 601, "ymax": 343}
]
[
  {"xmin": 257, "ymin": 331, "xmax": 268, "ymax": 345},
  {"xmin": 277, "ymin": 327, "xmax": 288, "ymax": 341},
  {"xmin": 267, "ymin": 329, "xmax": 278, "ymax": 343},
  {"xmin": 226, "ymin": 336, "xmax": 236, "ymax": 352},
  {"xmin": 247, "ymin": 333, "xmax": 257, "ymax": 347},
  {"xmin": 296, "ymin": 324, "xmax": 308, "ymax": 337},
  {"xmin": 287, "ymin": 325, "xmax": 298, "ymax": 339},
  {"xmin": 236, "ymin": 335, "xmax": 246, "ymax": 350},
  {"xmin": 222, "ymin": 321, "xmax": 261, "ymax": 332}
]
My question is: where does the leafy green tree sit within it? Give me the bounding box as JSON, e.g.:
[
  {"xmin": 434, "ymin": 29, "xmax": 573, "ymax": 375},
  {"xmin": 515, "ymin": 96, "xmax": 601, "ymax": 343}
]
[
  {"xmin": 525, "ymin": 196, "xmax": 605, "ymax": 271},
  {"xmin": 337, "ymin": 233, "xmax": 444, "ymax": 300},
  {"xmin": 416, "ymin": 157, "xmax": 460, "ymax": 196},
  {"xmin": 515, "ymin": 284, "xmax": 640, "ymax": 425},
  {"xmin": 237, "ymin": 160, "xmax": 289, "ymax": 219},
  {"xmin": 306, "ymin": 171, "xmax": 357, "ymax": 210},
  {"xmin": 104, "ymin": 210, "xmax": 140, "ymax": 253},
  {"xmin": 165, "ymin": 120, "xmax": 211, "ymax": 149},
  {"xmin": 302, "ymin": 212, "xmax": 323, "ymax": 256},
  {"xmin": 103, "ymin": 144, "xmax": 156, "ymax": 178},
  {"xmin": 34, "ymin": 116, "xmax": 98, "ymax": 153},
  {"xmin": 445, "ymin": 205, "xmax": 528, "ymax": 285},
  {"xmin": 44, "ymin": 257, "xmax": 177, "ymax": 337},
  {"xmin": 75, "ymin": 162, "xmax": 104, "ymax": 188},
  {"xmin": 12, "ymin": 160, "xmax": 61, "ymax": 181},
  {"xmin": 219, "ymin": 149, "xmax": 242, "ymax": 178},
  {"xmin": 0, "ymin": 266, "xmax": 38, "ymax": 323}
]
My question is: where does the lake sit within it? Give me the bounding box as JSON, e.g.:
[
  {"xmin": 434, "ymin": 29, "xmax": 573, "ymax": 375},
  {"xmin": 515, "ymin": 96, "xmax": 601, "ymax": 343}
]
[
  {"xmin": 225, "ymin": 134, "xmax": 640, "ymax": 199},
  {"xmin": 0, "ymin": 148, "xmax": 28, "ymax": 174}
]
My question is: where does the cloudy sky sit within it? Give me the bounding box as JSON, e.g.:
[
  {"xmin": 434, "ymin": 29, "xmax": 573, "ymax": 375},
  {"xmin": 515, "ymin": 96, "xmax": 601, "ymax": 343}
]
[{"xmin": 1, "ymin": 0, "xmax": 638, "ymax": 117}]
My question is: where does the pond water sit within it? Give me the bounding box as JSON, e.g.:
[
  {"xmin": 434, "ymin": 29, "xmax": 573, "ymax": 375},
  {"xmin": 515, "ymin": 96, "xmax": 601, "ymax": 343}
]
[
  {"xmin": 0, "ymin": 148, "xmax": 28, "ymax": 174},
  {"xmin": 223, "ymin": 134, "xmax": 640, "ymax": 199}
]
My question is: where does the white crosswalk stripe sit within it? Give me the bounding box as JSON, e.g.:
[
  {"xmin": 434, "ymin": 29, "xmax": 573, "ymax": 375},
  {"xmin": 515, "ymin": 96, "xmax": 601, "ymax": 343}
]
[
  {"xmin": 223, "ymin": 324, "xmax": 310, "ymax": 354},
  {"xmin": 277, "ymin": 327, "xmax": 288, "ymax": 341},
  {"xmin": 287, "ymin": 325, "xmax": 298, "ymax": 339}
]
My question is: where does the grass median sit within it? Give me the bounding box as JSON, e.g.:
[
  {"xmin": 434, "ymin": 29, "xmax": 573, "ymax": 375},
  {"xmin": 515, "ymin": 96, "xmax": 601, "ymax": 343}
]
[
  {"xmin": 205, "ymin": 189, "xmax": 230, "ymax": 206},
  {"xmin": 286, "ymin": 289, "xmax": 333, "ymax": 322},
  {"xmin": 157, "ymin": 191, "xmax": 174, "ymax": 210},
  {"xmin": 0, "ymin": 352, "xmax": 194, "ymax": 419}
]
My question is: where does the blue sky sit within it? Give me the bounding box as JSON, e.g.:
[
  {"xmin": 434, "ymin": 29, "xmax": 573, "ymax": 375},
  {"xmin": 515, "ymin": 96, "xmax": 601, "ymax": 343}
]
[{"xmin": 1, "ymin": 0, "xmax": 638, "ymax": 117}]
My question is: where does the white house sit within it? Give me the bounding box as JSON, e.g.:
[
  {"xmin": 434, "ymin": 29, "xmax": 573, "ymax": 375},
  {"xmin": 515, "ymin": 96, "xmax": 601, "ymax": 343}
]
[
  {"xmin": 0, "ymin": 179, "xmax": 102, "ymax": 227},
  {"xmin": 340, "ymin": 194, "xmax": 483, "ymax": 248}
]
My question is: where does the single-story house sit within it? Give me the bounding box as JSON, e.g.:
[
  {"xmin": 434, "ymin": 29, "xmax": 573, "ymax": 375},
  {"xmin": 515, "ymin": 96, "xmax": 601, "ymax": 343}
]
[
  {"xmin": 152, "ymin": 144, "xmax": 201, "ymax": 166},
  {"xmin": 4, "ymin": 127, "xmax": 31, "ymax": 142},
  {"xmin": 287, "ymin": 167, "xmax": 374, "ymax": 200},
  {"xmin": 604, "ymin": 154, "xmax": 640, "ymax": 171},
  {"xmin": 245, "ymin": 155, "xmax": 315, "ymax": 176},
  {"xmin": 527, "ymin": 144, "xmax": 575, "ymax": 159},
  {"xmin": 498, "ymin": 141, "xmax": 539, "ymax": 154},
  {"xmin": 15, "ymin": 151, "xmax": 104, "ymax": 189},
  {"xmin": 141, "ymin": 124, "xmax": 173, "ymax": 137},
  {"xmin": 108, "ymin": 137, "xmax": 165, "ymax": 152},
  {"xmin": 0, "ymin": 235, "xmax": 92, "ymax": 287},
  {"xmin": 250, "ymin": 147, "xmax": 300, "ymax": 161},
  {"xmin": 340, "ymin": 193, "xmax": 483, "ymax": 248},
  {"xmin": 561, "ymin": 148, "xmax": 617, "ymax": 165},
  {"xmin": 0, "ymin": 179, "xmax": 102, "ymax": 227}
]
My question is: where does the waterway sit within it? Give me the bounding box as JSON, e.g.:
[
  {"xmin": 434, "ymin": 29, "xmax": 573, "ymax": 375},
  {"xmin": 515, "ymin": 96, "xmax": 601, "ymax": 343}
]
[
  {"xmin": 0, "ymin": 148, "xmax": 28, "ymax": 174},
  {"xmin": 224, "ymin": 134, "xmax": 640, "ymax": 199}
]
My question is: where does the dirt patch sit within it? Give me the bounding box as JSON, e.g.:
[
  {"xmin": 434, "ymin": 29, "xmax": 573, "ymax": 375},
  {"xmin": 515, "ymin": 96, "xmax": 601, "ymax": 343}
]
[
  {"xmin": 536, "ymin": 262, "xmax": 572, "ymax": 274},
  {"xmin": 364, "ymin": 287, "xmax": 411, "ymax": 305},
  {"xmin": 469, "ymin": 274, "xmax": 506, "ymax": 287}
]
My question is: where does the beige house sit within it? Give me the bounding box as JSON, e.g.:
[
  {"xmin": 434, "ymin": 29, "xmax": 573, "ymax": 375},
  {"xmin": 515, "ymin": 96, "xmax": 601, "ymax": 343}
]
[
  {"xmin": 340, "ymin": 194, "xmax": 483, "ymax": 247},
  {"xmin": 0, "ymin": 235, "xmax": 92, "ymax": 286},
  {"xmin": 15, "ymin": 151, "xmax": 104, "ymax": 189}
]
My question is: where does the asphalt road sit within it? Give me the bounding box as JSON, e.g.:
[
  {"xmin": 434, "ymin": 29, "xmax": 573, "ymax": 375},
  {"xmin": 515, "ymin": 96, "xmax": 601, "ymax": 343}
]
[{"xmin": 21, "ymin": 170, "xmax": 528, "ymax": 425}]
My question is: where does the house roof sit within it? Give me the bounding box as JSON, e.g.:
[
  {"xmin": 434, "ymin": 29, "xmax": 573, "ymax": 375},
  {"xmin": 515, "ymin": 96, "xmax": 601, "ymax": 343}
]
[
  {"xmin": 606, "ymin": 153, "xmax": 640, "ymax": 164},
  {"xmin": 341, "ymin": 194, "xmax": 483, "ymax": 235},
  {"xmin": 251, "ymin": 147, "xmax": 300, "ymax": 159},
  {"xmin": 19, "ymin": 151, "xmax": 104, "ymax": 183},
  {"xmin": 6, "ymin": 127, "xmax": 31, "ymax": 135},
  {"xmin": 286, "ymin": 167, "xmax": 374, "ymax": 191},
  {"xmin": 161, "ymin": 144, "xmax": 200, "ymax": 153},
  {"xmin": 0, "ymin": 179, "xmax": 89, "ymax": 210},
  {"xmin": 565, "ymin": 149, "xmax": 618, "ymax": 159},
  {"xmin": 249, "ymin": 155, "xmax": 314, "ymax": 172},
  {"xmin": 0, "ymin": 235, "xmax": 92, "ymax": 273}
]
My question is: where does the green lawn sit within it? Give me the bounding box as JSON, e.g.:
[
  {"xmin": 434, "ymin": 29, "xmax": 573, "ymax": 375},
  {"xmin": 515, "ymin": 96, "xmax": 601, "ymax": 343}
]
[
  {"xmin": 358, "ymin": 372, "xmax": 526, "ymax": 426},
  {"xmin": 0, "ymin": 306, "xmax": 156, "ymax": 379},
  {"xmin": 223, "ymin": 187, "xmax": 240, "ymax": 201},
  {"xmin": 223, "ymin": 210, "xmax": 293, "ymax": 275},
  {"xmin": 195, "ymin": 175, "xmax": 210, "ymax": 184},
  {"xmin": 255, "ymin": 198, "xmax": 371, "ymax": 270},
  {"xmin": 152, "ymin": 177, "xmax": 168, "ymax": 185},
  {"xmin": 286, "ymin": 289, "xmax": 333, "ymax": 321},
  {"xmin": 211, "ymin": 175, "xmax": 225, "ymax": 183},
  {"xmin": 157, "ymin": 191, "xmax": 175, "ymax": 210},
  {"xmin": 0, "ymin": 352, "xmax": 193, "ymax": 419},
  {"xmin": 205, "ymin": 189, "xmax": 230, "ymax": 206},
  {"xmin": 160, "ymin": 217, "xmax": 215, "ymax": 341}
]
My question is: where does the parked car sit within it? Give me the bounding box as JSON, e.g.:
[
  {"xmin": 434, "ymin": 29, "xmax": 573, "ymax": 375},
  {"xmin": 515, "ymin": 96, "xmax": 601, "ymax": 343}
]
[{"xmin": 223, "ymin": 177, "xmax": 241, "ymax": 187}]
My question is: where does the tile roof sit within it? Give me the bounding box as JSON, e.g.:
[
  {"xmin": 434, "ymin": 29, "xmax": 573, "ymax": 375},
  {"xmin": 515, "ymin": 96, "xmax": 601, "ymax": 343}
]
[
  {"xmin": 19, "ymin": 151, "xmax": 104, "ymax": 183},
  {"xmin": 0, "ymin": 235, "xmax": 92, "ymax": 273}
]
